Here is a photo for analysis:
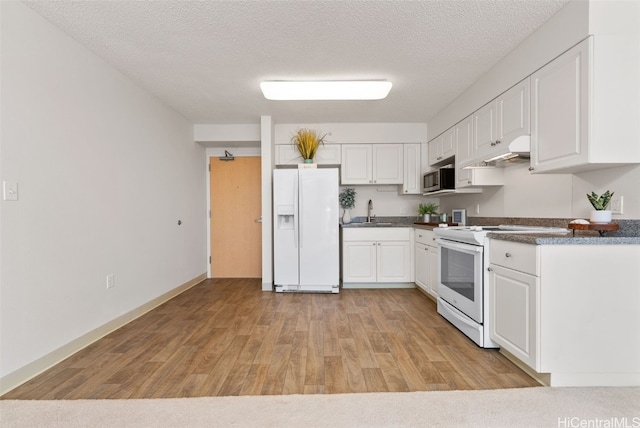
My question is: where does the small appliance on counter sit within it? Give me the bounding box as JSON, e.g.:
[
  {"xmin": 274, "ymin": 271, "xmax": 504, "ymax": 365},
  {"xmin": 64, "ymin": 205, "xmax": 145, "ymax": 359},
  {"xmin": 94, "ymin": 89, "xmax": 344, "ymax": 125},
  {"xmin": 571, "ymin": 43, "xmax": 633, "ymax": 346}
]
[{"xmin": 451, "ymin": 209, "xmax": 466, "ymax": 226}]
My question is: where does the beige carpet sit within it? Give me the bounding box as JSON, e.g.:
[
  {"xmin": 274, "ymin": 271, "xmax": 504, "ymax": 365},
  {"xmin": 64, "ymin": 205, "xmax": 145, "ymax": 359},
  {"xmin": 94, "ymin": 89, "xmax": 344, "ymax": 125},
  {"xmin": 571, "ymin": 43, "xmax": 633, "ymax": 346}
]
[{"xmin": 2, "ymin": 387, "xmax": 639, "ymax": 428}]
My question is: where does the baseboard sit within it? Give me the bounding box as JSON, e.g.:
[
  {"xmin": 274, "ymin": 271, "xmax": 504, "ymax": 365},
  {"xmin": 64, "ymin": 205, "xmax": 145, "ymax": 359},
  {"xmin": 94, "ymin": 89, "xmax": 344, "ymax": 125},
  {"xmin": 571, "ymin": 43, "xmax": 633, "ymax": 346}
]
[
  {"xmin": 342, "ymin": 282, "xmax": 416, "ymax": 289},
  {"xmin": 415, "ymin": 286, "xmax": 437, "ymax": 302},
  {"xmin": 498, "ymin": 348, "xmax": 550, "ymax": 387},
  {"xmin": 0, "ymin": 273, "xmax": 206, "ymax": 396}
]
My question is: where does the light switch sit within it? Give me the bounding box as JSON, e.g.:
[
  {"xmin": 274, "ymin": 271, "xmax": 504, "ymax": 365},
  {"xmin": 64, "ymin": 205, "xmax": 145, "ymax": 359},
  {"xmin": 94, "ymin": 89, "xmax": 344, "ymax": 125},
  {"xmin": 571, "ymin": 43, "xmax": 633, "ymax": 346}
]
[{"xmin": 3, "ymin": 181, "xmax": 18, "ymax": 201}]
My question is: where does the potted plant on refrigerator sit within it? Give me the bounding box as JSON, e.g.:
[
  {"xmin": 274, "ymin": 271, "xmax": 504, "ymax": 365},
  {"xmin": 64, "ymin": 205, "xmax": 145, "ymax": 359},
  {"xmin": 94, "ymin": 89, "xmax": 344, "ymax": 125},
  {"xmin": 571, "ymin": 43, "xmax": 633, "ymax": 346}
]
[
  {"xmin": 587, "ymin": 190, "xmax": 614, "ymax": 223},
  {"xmin": 291, "ymin": 128, "xmax": 328, "ymax": 164},
  {"xmin": 339, "ymin": 188, "xmax": 356, "ymax": 224}
]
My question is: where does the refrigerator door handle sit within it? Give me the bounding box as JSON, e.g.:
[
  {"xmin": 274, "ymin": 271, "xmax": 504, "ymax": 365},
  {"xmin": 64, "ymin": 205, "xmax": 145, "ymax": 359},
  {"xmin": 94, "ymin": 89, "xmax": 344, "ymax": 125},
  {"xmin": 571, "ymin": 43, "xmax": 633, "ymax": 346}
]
[
  {"xmin": 293, "ymin": 174, "xmax": 299, "ymax": 248},
  {"xmin": 298, "ymin": 175, "xmax": 303, "ymax": 248}
]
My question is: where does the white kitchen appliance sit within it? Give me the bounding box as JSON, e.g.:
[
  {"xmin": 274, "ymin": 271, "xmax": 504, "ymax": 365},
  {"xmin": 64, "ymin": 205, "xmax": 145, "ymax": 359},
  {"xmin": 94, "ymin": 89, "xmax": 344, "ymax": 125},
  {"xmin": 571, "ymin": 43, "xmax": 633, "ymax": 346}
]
[
  {"xmin": 273, "ymin": 168, "xmax": 340, "ymax": 293},
  {"xmin": 434, "ymin": 225, "xmax": 568, "ymax": 347}
]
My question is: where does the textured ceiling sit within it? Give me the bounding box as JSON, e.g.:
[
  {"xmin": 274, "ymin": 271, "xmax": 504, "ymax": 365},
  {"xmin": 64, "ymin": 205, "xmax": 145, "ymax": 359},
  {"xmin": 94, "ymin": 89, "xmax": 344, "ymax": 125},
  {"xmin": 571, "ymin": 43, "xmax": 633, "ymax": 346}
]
[{"xmin": 26, "ymin": 0, "xmax": 569, "ymax": 125}]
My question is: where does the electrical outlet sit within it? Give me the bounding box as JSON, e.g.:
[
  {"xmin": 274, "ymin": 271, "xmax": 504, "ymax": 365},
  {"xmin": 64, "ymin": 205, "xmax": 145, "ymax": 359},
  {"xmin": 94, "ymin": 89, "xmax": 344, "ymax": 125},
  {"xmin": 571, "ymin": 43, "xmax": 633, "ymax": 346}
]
[
  {"xmin": 3, "ymin": 181, "xmax": 18, "ymax": 201},
  {"xmin": 611, "ymin": 196, "xmax": 623, "ymax": 215},
  {"xmin": 106, "ymin": 274, "xmax": 115, "ymax": 289},
  {"xmin": 400, "ymin": 207, "xmax": 408, "ymax": 215}
]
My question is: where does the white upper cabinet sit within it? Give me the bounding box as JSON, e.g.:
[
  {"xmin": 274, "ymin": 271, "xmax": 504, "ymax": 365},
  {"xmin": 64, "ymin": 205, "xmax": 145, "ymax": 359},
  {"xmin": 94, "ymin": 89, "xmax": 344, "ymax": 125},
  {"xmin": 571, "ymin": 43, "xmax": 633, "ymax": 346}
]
[
  {"xmin": 472, "ymin": 101, "xmax": 498, "ymax": 161},
  {"xmin": 497, "ymin": 78, "xmax": 530, "ymax": 147},
  {"xmin": 470, "ymin": 78, "xmax": 530, "ymax": 165},
  {"xmin": 530, "ymin": 36, "xmax": 640, "ymax": 173},
  {"xmin": 456, "ymin": 115, "xmax": 504, "ymax": 189},
  {"xmin": 428, "ymin": 128, "xmax": 455, "ymax": 166},
  {"xmin": 455, "ymin": 115, "xmax": 473, "ymax": 188},
  {"xmin": 276, "ymin": 144, "xmax": 341, "ymax": 166},
  {"xmin": 530, "ymin": 39, "xmax": 589, "ymax": 173},
  {"xmin": 402, "ymin": 143, "xmax": 421, "ymax": 194},
  {"xmin": 341, "ymin": 144, "xmax": 373, "ymax": 184},
  {"xmin": 373, "ymin": 144, "xmax": 404, "ymax": 184},
  {"xmin": 341, "ymin": 144, "xmax": 403, "ymax": 185}
]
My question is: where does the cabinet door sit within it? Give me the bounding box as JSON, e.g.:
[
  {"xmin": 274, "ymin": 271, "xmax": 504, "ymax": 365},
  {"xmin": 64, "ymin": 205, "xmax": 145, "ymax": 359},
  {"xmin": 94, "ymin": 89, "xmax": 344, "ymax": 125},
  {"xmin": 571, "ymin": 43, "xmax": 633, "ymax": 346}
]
[
  {"xmin": 341, "ymin": 144, "xmax": 373, "ymax": 184},
  {"xmin": 402, "ymin": 144, "xmax": 421, "ymax": 194},
  {"xmin": 373, "ymin": 144, "xmax": 403, "ymax": 184},
  {"xmin": 427, "ymin": 246, "xmax": 439, "ymax": 297},
  {"xmin": 530, "ymin": 39, "xmax": 589, "ymax": 173},
  {"xmin": 343, "ymin": 241, "xmax": 377, "ymax": 282},
  {"xmin": 377, "ymin": 241, "xmax": 411, "ymax": 282},
  {"xmin": 428, "ymin": 135, "xmax": 443, "ymax": 166},
  {"xmin": 455, "ymin": 115, "xmax": 473, "ymax": 188},
  {"xmin": 497, "ymin": 78, "xmax": 530, "ymax": 145},
  {"xmin": 473, "ymin": 100, "xmax": 498, "ymax": 160},
  {"xmin": 489, "ymin": 264, "xmax": 538, "ymax": 370},
  {"xmin": 441, "ymin": 128, "xmax": 456, "ymax": 160},
  {"xmin": 414, "ymin": 243, "xmax": 429, "ymax": 292},
  {"xmin": 429, "ymin": 129, "xmax": 455, "ymax": 166}
]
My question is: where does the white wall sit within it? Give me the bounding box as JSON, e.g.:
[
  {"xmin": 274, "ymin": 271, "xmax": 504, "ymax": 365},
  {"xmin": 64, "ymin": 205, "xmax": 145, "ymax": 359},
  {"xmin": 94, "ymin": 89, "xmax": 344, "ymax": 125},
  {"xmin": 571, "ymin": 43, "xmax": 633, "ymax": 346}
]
[
  {"xmin": 0, "ymin": 1, "xmax": 207, "ymax": 384},
  {"xmin": 340, "ymin": 185, "xmax": 438, "ymax": 219}
]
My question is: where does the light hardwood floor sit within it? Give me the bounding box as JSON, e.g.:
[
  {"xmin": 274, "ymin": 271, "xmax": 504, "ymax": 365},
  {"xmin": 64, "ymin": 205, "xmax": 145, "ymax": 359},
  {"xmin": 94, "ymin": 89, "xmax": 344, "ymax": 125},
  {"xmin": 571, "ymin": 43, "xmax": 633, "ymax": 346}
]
[{"xmin": 2, "ymin": 279, "xmax": 539, "ymax": 399}]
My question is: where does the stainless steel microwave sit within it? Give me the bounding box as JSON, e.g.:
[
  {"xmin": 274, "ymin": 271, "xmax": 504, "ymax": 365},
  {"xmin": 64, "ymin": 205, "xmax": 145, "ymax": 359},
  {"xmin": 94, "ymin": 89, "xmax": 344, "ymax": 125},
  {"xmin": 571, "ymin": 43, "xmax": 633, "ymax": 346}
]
[{"xmin": 423, "ymin": 168, "xmax": 455, "ymax": 193}]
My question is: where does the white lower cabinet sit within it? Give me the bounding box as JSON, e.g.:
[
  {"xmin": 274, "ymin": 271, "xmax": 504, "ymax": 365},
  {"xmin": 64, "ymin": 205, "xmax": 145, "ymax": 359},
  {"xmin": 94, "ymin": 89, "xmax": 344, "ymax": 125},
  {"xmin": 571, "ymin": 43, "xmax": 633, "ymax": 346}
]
[
  {"xmin": 489, "ymin": 264, "xmax": 538, "ymax": 369},
  {"xmin": 342, "ymin": 228, "xmax": 413, "ymax": 286},
  {"xmin": 488, "ymin": 239, "xmax": 640, "ymax": 386},
  {"xmin": 414, "ymin": 229, "xmax": 438, "ymax": 297}
]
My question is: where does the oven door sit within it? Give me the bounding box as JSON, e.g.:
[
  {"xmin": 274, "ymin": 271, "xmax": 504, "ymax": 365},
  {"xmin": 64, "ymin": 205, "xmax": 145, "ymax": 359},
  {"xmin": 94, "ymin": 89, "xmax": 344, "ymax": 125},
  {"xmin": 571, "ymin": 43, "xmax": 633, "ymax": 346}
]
[{"xmin": 436, "ymin": 238, "xmax": 484, "ymax": 323}]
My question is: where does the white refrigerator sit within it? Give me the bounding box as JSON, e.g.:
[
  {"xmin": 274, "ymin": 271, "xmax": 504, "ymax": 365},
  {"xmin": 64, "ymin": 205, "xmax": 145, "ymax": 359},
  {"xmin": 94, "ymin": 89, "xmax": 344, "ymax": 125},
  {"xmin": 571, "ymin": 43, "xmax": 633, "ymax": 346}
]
[{"xmin": 273, "ymin": 168, "xmax": 339, "ymax": 293}]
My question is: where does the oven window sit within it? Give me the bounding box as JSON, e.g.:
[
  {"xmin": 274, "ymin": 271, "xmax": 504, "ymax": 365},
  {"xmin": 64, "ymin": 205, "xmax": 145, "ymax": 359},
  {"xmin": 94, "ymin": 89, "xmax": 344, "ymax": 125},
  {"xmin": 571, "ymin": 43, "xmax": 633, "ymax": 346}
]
[{"xmin": 440, "ymin": 246, "xmax": 476, "ymax": 301}]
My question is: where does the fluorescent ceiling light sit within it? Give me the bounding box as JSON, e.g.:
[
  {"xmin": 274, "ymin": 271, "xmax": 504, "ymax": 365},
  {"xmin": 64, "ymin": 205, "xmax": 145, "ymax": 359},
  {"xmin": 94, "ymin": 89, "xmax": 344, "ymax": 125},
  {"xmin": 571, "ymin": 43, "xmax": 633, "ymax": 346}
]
[{"xmin": 260, "ymin": 80, "xmax": 392, "ymax": 100}]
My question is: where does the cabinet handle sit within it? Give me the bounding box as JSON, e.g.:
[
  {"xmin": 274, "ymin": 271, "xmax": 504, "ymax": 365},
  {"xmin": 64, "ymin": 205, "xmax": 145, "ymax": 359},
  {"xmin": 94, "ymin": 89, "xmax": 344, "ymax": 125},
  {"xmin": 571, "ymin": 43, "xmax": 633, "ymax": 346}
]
[
  {"xmin": 369, "ymin": 180, "xmax": 373, "ymax": 183},
  {"xmin": 405, "ymin": 190, "xmax": 408, "ymax": 193},
  {"xmin": 490, "ymin": 142, "xmax": 496, "ymax": 147},
  {"xmin": 372, "ymin": 243, "xmax": 376, "ymax": 246},
  {"xmin": 528, "ymin": 167, "xmax": 534, "ymax": 171},
  {"xmin": 377, "ymin": 243, "xmax": 381, "ymax": 246},
  {"xmin": 418, "ymin": 234, "xmax": 423, "ymax": 238},
  {"xmin": 487, "ymin": 267, "xmax": 493, "ymax": 272},
  {"xmin": 495, "ymin": 140, "xmax": 501, "ymax": 145},
  {"xmin": 505, "ymin": 253, "xmax": 512, "ymax": 258}
]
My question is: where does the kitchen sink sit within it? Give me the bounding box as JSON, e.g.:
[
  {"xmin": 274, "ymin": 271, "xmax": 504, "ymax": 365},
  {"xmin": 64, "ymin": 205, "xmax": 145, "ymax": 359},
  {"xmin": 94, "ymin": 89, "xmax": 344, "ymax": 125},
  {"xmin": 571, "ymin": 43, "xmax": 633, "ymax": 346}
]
[{"xmin": 345, "ymin": 221, "xmax": 394, "ymax": 227}]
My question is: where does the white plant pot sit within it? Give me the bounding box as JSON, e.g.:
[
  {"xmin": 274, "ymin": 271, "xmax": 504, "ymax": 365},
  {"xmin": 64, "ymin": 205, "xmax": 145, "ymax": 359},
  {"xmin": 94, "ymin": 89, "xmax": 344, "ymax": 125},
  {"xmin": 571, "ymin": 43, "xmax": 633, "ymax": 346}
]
[
  {"xmin": 590, "ymin": 210, "xmax": 612, "ymax": 223},
  {"xmin": 342, "ymin": 209, "xmax": 351, "ymax": 224}
]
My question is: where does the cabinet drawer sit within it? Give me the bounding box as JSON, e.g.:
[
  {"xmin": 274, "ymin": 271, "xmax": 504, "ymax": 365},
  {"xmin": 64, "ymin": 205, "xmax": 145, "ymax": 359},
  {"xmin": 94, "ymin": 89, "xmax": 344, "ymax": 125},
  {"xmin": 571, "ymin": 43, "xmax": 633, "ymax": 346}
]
[
  {"xmin": 489, "ymin": 239, "xmax": 538, "ymax": 275},
  {"xmin": 343, "ymin": 227, "xmax": 412, "ymax": 242},
  {"xmin": 414, "ymin": 229, "xmax": 436, "ymax": 247}
]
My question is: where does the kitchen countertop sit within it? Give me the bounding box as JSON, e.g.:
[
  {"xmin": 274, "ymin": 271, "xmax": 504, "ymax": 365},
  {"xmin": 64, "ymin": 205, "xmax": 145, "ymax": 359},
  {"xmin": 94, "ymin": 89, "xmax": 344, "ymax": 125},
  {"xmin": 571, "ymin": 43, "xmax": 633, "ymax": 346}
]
[
  {"xmin": 477, "ymin": 217, "xmax": 640, "ymax": 245},
  {"xmin": 488, "ymin": 233, "xmax": 640, "ymax": 245},
  {"xmin": 341, "ymin": 216, "xmax": 640, "ymax": 244}
]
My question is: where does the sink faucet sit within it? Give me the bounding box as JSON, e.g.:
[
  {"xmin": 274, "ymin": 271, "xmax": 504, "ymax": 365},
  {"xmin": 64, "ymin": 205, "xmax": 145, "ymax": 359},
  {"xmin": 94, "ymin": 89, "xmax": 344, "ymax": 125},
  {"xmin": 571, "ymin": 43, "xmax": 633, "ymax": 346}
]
[{"xmin": 367, "ymin": 199, "xmax": 373, "ymax": 222}]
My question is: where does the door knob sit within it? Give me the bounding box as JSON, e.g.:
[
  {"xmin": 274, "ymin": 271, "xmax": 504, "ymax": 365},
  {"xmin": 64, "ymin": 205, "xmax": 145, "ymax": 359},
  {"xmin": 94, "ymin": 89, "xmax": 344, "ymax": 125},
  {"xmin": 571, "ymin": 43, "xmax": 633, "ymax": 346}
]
[{"xmin": 254, "ymin": 217, "xmax": 262, "ymax": 223}]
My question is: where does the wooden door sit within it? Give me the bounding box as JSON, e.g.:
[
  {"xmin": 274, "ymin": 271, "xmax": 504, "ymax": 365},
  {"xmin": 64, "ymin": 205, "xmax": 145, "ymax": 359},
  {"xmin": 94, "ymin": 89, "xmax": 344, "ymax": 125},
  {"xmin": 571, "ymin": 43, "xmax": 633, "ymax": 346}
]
[{"xmin": 210, "ymin": 157, "xmax": 261, "ymax": 278}]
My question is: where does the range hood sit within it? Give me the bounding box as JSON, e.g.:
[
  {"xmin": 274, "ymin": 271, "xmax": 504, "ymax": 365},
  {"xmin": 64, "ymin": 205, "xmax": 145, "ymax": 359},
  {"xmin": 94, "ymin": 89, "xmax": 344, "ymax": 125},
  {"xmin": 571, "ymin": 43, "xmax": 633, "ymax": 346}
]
[{"xmin": 463, "ymin": 135, "xmax": 530, "ymax": 168}]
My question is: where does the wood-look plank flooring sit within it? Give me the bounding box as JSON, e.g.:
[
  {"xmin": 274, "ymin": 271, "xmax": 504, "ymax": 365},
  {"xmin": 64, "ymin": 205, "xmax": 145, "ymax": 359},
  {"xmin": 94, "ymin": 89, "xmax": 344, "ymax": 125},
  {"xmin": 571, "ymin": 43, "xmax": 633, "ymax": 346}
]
[{"xmin": 2, "ymin": 279, "xmax": 539, "ymax": 399}]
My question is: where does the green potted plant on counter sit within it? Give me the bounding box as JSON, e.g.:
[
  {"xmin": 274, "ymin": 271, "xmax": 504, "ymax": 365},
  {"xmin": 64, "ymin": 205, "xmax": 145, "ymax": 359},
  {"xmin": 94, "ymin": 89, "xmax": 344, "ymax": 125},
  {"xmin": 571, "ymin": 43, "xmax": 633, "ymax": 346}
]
[
  {"xmin": 339, "ymin": 188, "xmax": 356, "ymax": 224},
  {"xmin": 418, "ymin": 202, "xmax": 438, "ymax": 223},
  {"xmin": 587, "ymin": 190, "xmax": 614, "ymax": 223}
]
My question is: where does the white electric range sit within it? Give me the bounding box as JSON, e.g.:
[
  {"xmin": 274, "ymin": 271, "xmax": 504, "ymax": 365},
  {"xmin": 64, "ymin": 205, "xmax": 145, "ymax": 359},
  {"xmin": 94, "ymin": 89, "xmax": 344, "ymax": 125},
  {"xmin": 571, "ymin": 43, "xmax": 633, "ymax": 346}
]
[{"xmin": 433, "ymin": 224, "xmax": 569, "ymax": 347}]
